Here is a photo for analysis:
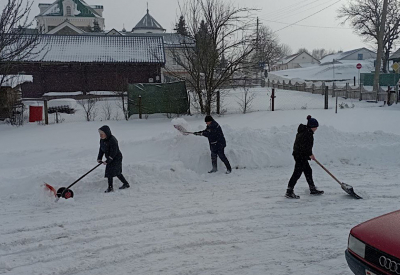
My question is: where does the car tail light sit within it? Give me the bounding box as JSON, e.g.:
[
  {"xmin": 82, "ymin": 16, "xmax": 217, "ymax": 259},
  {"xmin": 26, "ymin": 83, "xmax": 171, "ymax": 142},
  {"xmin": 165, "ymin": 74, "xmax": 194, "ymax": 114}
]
[{"xmin": 348, "ymin": 234, "xmax": 366, "ymax": 258}]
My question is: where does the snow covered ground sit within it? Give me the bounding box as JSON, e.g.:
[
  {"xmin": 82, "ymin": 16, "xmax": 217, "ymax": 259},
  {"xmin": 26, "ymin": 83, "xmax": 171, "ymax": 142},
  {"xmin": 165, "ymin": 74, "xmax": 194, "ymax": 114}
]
[{"xmin": 1, "ymin": 88, "xmax": 400, "ymax": 275}]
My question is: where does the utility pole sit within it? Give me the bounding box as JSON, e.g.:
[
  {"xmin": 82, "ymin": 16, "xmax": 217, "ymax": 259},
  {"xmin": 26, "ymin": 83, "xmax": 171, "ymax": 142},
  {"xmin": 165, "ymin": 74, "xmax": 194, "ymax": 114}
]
[
  {"xmin": 373, "ymin": 0, "xmax": 389, "ymax": 101},
  {"xmin": 256, "ymin": 17, "xmax": 259, "ymax": 84}
]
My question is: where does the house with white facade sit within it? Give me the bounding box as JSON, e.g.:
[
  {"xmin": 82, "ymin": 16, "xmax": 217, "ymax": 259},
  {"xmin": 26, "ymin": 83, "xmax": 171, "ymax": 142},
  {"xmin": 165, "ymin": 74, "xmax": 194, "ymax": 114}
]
[
  {"xmin": 320, "ymin": 48, "xmax": 376, "ymax": 64},
  {"xmin": 272, "ymin": 52, "xmax": 320, "ymax": 71},
  {"xmin": 36, "ymin": 0, "xmax": 105, "ymax": 33}
]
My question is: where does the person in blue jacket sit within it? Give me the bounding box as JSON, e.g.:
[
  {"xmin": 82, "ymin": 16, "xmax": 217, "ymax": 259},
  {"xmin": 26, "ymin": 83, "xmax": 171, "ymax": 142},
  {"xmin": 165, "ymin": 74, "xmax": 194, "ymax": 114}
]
[
  {"xmin": 97, "ymin": 125, "xmax": 130, "ymax": 193},
  {"xmin": 194, "ymin": 116, "xmax": 232, "ymax": 174}
]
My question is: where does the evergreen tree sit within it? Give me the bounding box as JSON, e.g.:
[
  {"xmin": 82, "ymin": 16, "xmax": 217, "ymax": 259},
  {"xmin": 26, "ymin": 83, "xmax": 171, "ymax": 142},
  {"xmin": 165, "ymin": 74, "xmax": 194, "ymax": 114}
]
[
  {"xmin": 92, "ymin": 19, "xmax": 101, "ymax": 32},
  {"xmin": 174, "ymin": 15, "xmax": 188, "ymax": 36}
]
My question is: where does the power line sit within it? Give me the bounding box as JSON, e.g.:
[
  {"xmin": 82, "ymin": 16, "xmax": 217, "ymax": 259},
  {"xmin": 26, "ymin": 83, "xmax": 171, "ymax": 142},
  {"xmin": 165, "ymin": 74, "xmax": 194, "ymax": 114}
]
[
  {"xmin": 273, "ymin": 0, "xmax": 342, "ymax": 33},
  {"xmin": 268, "ymin": 0, "xmax": 336, "ymax": 22},
  {"xmin": 260, "ymin": 19, "xmax": 351, "ymax": 30}
]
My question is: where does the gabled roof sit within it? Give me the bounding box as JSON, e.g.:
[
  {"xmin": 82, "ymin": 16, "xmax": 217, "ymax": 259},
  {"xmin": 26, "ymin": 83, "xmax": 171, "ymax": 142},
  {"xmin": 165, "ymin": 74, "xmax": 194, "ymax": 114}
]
[
  {"xmin": 10, "ymin": 35, "xmax": 165, "ymax": 64},
  {"xmin": 389, "ymin": 48, "xmax": 400, "ymax": 60},
  {"xmin": 320, "ymin": 47, "xmax": 376, "ymax": 63},
  {"xmin": 132, "ymin": 9, "xmax": 165, "ymax": 32},
  {"xmin": 106, "ymin": 29, "xmax": 123, "ymax": 36},
  {"xmin": 37, "ymin": 0, "xmax": 101, "ymax": 18},
  {"xmin": 278, "ymin": 51, "xmax": 320, "ymax": 65},
  {"xmin": 47, "ymin": 20, "xmax": 85, "ymax": 34}
]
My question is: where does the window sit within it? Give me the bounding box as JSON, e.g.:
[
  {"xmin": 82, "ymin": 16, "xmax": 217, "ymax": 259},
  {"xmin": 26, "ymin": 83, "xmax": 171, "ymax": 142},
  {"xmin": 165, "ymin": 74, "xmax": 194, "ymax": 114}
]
[
  {"xmin": 358, "ymin": 53, "xmax": 363, "ymax": 60},
  {"xmin": 66, "ymin": 6, "xmax": 72, "ymax": 16}
]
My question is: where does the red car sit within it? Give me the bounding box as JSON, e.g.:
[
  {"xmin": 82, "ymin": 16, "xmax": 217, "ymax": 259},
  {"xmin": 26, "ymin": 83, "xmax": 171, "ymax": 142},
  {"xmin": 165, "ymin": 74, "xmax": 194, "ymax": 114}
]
[{"xmin": 346, "ymin": 210, "xmax": 400, "ymax": 275}]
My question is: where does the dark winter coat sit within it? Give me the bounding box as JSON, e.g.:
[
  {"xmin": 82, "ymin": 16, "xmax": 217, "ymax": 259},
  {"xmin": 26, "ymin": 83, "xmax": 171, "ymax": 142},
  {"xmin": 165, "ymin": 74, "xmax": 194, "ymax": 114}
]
[
  {"xmin": 97, "ymin": 125, "xmax": 123, "ymax": 178},
  {"xmin": 292, "ymin": 124, "xmax": 314, "ymax": 160},
  {"xmin": 200, "ymin": 120, "xmax": 227, "ymax": 151}
]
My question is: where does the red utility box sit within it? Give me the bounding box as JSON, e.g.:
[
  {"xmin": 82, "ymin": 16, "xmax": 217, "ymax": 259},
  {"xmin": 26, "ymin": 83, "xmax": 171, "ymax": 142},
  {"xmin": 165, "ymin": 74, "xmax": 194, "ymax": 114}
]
[{"xmin": 29, "ymin": 106, "xmax": 43, "ymax": 122}]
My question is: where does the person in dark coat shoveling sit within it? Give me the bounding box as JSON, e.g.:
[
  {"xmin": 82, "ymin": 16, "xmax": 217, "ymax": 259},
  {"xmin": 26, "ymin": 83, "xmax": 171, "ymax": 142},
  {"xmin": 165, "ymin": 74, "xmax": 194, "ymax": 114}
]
[
  {"xmin": 285, "ymin": 115, "xmax": 324, "ymax": 199},
  {"xmin": 193, "ymin": 115, "xmax": 232, "ymax": 174},
  {"xmin": 97, "ymin": 125, "xmax": 130, "ymax": 193}
]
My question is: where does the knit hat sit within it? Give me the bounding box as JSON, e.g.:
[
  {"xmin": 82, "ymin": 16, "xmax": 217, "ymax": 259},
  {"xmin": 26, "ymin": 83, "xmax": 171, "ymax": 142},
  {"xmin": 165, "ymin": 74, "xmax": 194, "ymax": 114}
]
[
  {"xmin": 205, "ymin": 115, "xmax": 214, "ymax": 122},
  {"xmin": 306, "ymin": 115, "xmax": 319, "ymax": 128}
]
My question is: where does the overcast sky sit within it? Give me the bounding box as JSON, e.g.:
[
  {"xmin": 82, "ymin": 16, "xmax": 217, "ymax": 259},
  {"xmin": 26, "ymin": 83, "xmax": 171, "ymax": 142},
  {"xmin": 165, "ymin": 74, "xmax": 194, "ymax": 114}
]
[{"xmin": 25, "ymin": 0, "xmax": 369, "ymax": 53}]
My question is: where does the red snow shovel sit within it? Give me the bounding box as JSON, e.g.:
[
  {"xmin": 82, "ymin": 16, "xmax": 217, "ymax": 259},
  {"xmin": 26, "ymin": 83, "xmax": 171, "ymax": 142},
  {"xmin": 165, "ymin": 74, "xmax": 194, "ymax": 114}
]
[
  {"xmin": 314, "ymin": 159, "xmax": 362, "ymax": 199},
  {"xmin": 45, "ymin": 163, "xmax": 102, "ymax": 201}
]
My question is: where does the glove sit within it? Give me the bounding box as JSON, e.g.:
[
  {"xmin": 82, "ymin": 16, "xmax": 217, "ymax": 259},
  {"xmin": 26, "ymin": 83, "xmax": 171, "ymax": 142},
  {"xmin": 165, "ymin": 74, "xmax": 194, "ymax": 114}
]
[
  {"xmin": 193, "ymin": 131, "xmax": 202, "ymax": 136},
  {"xmin": 97, "ymin": 159, "xmax": 103, "ymax": 164}
]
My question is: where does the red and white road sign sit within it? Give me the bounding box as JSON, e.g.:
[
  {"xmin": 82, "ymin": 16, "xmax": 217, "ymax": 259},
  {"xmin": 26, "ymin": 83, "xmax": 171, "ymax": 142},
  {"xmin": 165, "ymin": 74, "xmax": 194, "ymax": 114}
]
[{"xmin": 356, "ymin": 63, "xmax": 362, "ymax": 69}]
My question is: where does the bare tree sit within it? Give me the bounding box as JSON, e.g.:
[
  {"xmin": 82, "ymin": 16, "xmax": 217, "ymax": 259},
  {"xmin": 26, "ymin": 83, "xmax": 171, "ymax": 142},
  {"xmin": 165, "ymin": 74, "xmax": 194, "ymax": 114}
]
[
  {"xmin": 297, "ymin": 48, "xmax": 309, "ymax": 54},
  {"xmin": 78, "ymin": 98, "xmax": 98, "ymax": 121},
  {"xmin": 236, "ymin": 78, "xmax": 256, "ymax": 114},
  {"xmin": 252, "ymin": 25, "xmax": 290, "ymax": 72},
  {"xmin": 170, "ymin": 0, "xmax": 257, "ymax": 115},
  {"xmin": 338, "ymin": 0, "xmax": 400, "ymax": 74},
  {"xmin": 311, "ymin": 48, "xmax": 336, "ymax": 60},
  {"xmin": 0, "ymin": 0, "xmax": 43, "ymax": 86},
  {"xmin": 101, "ymin": 99, "xmax": 113, "ymax": 121}
]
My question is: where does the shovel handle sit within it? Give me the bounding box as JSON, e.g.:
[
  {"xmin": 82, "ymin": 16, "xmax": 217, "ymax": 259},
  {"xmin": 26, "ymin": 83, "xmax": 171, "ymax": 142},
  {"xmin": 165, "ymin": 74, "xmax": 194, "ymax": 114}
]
[
  {"xmin": 66, "ymin": 163, "xmax": 102, "ymax": 189},
  {"xmin": 313, "ymin": 159, "xmax": 342, "ymax": 186}
]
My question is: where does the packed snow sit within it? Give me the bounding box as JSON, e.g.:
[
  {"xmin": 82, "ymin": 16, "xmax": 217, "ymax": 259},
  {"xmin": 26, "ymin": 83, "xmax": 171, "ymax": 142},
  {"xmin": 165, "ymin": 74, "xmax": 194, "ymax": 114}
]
[{"xmin": 1, "ymin": 87, "xmax": 400, "ymax": 275}]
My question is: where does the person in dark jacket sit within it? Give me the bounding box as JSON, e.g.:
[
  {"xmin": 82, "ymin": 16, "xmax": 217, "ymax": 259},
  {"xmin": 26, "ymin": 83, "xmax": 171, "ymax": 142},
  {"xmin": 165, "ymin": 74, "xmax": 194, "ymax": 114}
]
[
  {"xmin": 193, "ymin": 116, "xmax": 232, "ymax": 174},
  {"xmin": 285, "ymin": 115, "xmax": 324, "ymax": 199},
  {"xmin": 97, "ymin": 125, "xmax": 130, "ymax": 193}
]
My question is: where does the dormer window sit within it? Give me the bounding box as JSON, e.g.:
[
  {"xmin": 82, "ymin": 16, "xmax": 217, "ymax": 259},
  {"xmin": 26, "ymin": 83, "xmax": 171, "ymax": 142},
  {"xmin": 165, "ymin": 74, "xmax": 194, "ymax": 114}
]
[{"xmin": 66, "ymin": 6, "xmax": 72, "ymax": 16}]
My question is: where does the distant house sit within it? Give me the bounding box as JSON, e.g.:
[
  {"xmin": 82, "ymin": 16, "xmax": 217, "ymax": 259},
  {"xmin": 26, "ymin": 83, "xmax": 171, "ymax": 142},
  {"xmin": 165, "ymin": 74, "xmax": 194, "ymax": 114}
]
[
  {"xmin": 320, "ymin": 48, "xmax": 376, "ymax": 64},
  {"xmin": 271, "ymin": 52, "xmax": 320, "ymax": 71},
  {"xmin": 389, "ymin": 48, "xmax": 400, "ymax": 62},
  {"xmin": 36, "ymin": 0, "xmax": 105, "ymax": 33}
]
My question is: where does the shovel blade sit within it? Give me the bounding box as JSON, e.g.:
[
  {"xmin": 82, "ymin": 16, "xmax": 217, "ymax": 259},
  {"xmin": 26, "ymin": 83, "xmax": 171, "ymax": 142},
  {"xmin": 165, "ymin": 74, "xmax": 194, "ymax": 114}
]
[
  {"xmin": 44, "ymin": 183, "xmax": 57, "ymax": 197},
  {"xmin": 341, "ymin": 182, "xmax": 362, "ymax": 199}
]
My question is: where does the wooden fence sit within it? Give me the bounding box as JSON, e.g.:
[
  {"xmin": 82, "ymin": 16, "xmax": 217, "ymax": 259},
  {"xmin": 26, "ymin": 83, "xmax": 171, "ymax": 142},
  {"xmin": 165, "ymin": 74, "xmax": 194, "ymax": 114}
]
[{"xmin": 267, "ymin": 79, "xmax": 396, "ymax": 102}]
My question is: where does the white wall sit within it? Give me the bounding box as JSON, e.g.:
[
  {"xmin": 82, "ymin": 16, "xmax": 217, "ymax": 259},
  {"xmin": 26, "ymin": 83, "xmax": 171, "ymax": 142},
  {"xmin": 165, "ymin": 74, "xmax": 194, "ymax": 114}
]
[{"xmin": 342, "ymin": 49, "xmax": 376, "ymax": 60}]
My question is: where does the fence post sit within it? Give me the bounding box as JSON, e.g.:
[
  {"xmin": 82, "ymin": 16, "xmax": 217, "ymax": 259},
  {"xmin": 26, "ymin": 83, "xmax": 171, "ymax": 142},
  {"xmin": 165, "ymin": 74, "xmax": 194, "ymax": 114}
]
[
  {"xmin": 43, "ymin": 99, "xmax": 49, "ymax": 125},
  {"xmin": 345, "ymin": 83, "xmax": 349, "ymax": 98},
  {"xmin": 216, "ymin": 90, "xmax": 220, "ymax": 114},
  {"xmin": 324, "ymin": 86, "xmax": 328, "ymax": 109},
  {"xmin": 359, "ymin": 84, "xmax": 362, "ymax": 101},
  {"xmin": 271, "ymin": 88, "xmax": 275, "ymax": 111},
  {"xmin": 138, "ymin": 95, "xmax": 142, "ymax": 119}
]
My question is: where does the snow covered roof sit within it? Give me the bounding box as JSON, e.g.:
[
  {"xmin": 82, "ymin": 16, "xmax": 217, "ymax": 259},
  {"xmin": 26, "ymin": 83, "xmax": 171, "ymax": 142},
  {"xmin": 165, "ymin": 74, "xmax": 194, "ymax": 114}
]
[
  {"xmin": 389, "ymin": 48, "xmax": 400, "ymax": 60},
  {"xmin": 38, "ymin": 0, "xmax": 101, "ymax": 17},
  {"xmin": 1, "ymin": 75, "xmax": 33, "ymax": 88},
  {"xmin": 320, "ymin": 48, "xmax": 375, "ymax": 63},
  {"xmin": 132, "ymin": 9, "xmax": 165, "ymax": 32},
  {"xmin": 13, "ymin": 35, "xmax": 165, "ymax": 64}
]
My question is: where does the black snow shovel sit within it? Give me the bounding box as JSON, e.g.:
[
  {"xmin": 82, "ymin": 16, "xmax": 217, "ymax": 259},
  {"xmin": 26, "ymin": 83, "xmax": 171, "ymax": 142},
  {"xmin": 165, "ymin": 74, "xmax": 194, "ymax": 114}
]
[
  {"xmin": 314, "ymin": 159, "xmax": 362, "ymax": 199},
  {"xmin": 50, "ymin": 163, "xmax": 102, "ymax": 201}
]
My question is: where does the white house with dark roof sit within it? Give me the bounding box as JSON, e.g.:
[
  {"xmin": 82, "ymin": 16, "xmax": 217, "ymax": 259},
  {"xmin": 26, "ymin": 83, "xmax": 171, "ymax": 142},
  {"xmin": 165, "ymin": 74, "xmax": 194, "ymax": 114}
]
[
  {"xmin": 36, "ymin": 0, "xmax": 105, "ymax": 33},
  {"xmin": 320, "ymin": 48, "xmax": 376, "ymax": 64},
  {"xmin": 272, "ymin": 52, "xmax": 320, "ymax": 71}
]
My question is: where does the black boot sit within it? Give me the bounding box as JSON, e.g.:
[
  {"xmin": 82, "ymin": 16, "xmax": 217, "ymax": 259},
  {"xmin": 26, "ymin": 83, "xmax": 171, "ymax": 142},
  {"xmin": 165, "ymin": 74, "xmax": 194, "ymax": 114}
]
[
  {"xmin": 105, "ymin": 177, "xmax": 114, "ymax": 193},
  {"xmin": 209, "ymin": 159, "xmax": 217, "ymax": 173},
  {"xmin": 285, "ymin": 188, "xmax": 300, "ymax": 199},
  {"xmin": 105, "ymin": 186, "xmax": 114, "ymax": 193},
  {"xmin": 118, "ymin": 175, "xmax": 130, "ymax": 189},
  {"xmin": 310, "ymin": 187, "xmax": 324, "ymax": 195}
]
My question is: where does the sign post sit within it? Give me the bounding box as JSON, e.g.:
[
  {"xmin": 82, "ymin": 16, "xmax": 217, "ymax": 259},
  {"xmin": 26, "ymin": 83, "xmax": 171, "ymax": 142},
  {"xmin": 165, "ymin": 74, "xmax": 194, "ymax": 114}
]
[{"xmin": 357, "ymin": 63, "xmax": 362, "ymax": 100}]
